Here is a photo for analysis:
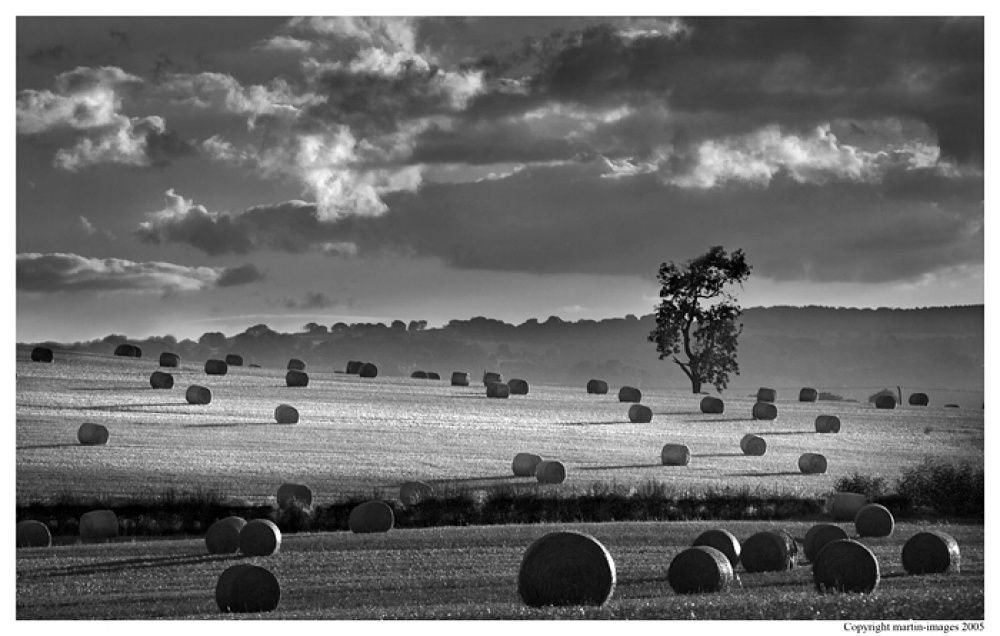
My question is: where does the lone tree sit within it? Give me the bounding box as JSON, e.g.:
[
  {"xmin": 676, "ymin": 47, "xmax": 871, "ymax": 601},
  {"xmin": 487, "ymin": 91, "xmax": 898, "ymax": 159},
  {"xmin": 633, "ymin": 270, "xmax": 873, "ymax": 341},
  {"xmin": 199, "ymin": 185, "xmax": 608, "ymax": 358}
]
[{"xmin": 648, "ymin": 246, "xmax": 751, "ymax": 394}]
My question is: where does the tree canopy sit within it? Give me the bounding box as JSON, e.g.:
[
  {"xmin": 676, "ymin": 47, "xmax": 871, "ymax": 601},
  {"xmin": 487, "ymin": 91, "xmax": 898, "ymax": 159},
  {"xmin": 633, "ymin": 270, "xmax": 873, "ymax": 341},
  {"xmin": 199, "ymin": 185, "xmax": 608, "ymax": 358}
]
[{"xmin": 648, "ymin": 246, "xmax": 751, "ymax": 393}]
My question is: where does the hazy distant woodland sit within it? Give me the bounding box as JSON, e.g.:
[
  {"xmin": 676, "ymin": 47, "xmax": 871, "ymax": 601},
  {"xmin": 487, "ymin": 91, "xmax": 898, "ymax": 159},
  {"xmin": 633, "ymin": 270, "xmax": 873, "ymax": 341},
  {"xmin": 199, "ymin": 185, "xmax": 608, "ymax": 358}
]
[{"xmin": 24, "ymin": 304, "xmax": 984, "ymax": 408}]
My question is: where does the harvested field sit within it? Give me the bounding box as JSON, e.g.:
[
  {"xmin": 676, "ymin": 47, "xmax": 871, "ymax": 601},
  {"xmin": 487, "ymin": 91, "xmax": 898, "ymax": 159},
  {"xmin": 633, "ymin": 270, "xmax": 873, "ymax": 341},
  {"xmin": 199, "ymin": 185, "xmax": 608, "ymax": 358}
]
[
  {"xmin": 15, "ymin": 520, "xmax": 984, "ymax": 619},
  {"xmin": 16, "ymin": 347, "xmax": 984, "ymax": 505}
]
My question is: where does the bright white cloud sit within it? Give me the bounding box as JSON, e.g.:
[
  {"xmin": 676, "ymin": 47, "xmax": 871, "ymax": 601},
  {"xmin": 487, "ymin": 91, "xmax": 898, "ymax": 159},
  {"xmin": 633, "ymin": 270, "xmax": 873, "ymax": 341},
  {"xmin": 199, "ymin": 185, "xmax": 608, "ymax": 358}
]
[
  {"xmin": 160, "ymin": 72, "xmax": 323, "ymax": 128},
  {"xmin": 53, "ymin": 115, "xmax": 167, "ymax": 171},
  {"xmin": 288, "ymin": 16, "xmax": 418, "ymax": 54},
  {"xmin": 667, "ymin": 125, "xmax": 885, "ymax": 188},
  {"xmin": 16, "ymin": 66, "xmax": 142, "ymax": 134}
]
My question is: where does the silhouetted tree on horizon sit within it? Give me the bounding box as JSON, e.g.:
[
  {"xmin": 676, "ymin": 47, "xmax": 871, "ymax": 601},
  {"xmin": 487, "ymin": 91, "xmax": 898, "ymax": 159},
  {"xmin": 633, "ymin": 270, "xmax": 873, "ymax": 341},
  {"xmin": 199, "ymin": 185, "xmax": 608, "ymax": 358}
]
[{"xmin": 648, "ymin": 246, "xmax": 751, "ymax": 394}]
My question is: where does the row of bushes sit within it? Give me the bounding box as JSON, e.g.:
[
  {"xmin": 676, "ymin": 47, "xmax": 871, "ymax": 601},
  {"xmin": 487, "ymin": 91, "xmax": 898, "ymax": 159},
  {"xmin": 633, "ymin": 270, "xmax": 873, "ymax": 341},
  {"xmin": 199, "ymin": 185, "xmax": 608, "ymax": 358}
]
[
  {"xmin": 833, "ymin": 458, "xmax": 984, "ymax": 518},
  {"xmin": 18, "ymin": 459, "xmax": 982, "ymax": 538}
]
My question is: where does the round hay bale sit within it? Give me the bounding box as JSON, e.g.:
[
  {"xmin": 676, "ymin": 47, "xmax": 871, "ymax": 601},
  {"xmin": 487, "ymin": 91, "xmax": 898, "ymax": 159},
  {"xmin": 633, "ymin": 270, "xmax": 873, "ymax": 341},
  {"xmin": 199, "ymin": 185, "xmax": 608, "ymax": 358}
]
[
  {"xmin": 535, "ymin": 460, "xmax": 567, "ymax": 484},
  {"xmin": 813, "ymin": 539, "xmax": 880, "ymax": 593},
  {"xmin": 359, "ymin": 362, "xmax": 378, "ymax": 378},
  {"xmin": 285, "ymin": 370, "xmax": 309, "ymax": 387},
  {"xmin": 348, "ymin": 501, "xmax": 394, "ymax": 533},
  {"xmin": 908, "ymin": 392, "xmax": 929, "ymax": 406},
  {"xmin": 692, "ymin": 528, "xmax": 741, "ymax": 567},
  {"xmin": 902, "ymin": 531, "xmax": 961, "ymax": 575},
  {"xmin": 16, "ymin": 520, "xmax": 52, "ymax": 548},
  {"xmin": 399, "ymin": 481, "xmax": 434, "ymax": 506},
  {"xmin": 224, "ymin": 354, "xmax": 243, "ymax": 366},
  {"xmin": 346, "ymin": 360, "xmax": 363, "ymax": 374},
  {"xmin": 875, "ymin": 395, "xmax": 896, "ymax": 409},
  {"xmin": 830, "ymin": 492, "xmax": 867, "ymax": 520},
  {"xmin": 740, "ymin": 434, "xmax": 767, "ymax": 456},
  {"xmin": 741, "ymin": 531, "xmax": 795, "ymax": 572},
  {"xmin": 815, "ymin": 415, "xmax": 841, "ymax": 433},
  {"xmin": 276, "ymin": 483, "xmax": 312, "ymax": 508},
  {"xmin": 79, "ymin": 510, "xmax": 118, "ymax": 541},
  {"xmin": 426, "ymin": 372, "xmax": 440, "ymax": 380},
  {"xmin": 668, "ymin": 546, "xmax": 734, "ymax": 594},
  {"xmin": 661, "ymin": 444, "xmax": 691, "ymax": 466},
  {"xmin": 185, "ymin": 384, "xmax": 212, "ymax": 405},
  {"xmin": 855, "ymin": 504, "xmax": 894, "ymax": 538},
  {"xmin": 798, "ymin": 453, "xmax": 828, "ymax": 474},
  {"xmin": 216, "ymin": 564, "xmax": 281, "ymax": 613},
  {"xmin": 803, "ymin": 524, "xmax": 850, "ymax": 562},
  {"xmin": 411, "ymin": 370, "xmax": 428, "ymax": 379},
  {"xmin": 239, "ymin": 519, "xmax": 281, "ymax": 556},
  {"xmin": 628, "ymin": 404, "xmax": 653, "ymax": 423},
  {"xmin": 482, "ymin": 371, "xmax": 503, "ymax": 386},
  {"xmin": 149, "ymin": 371, "xmax": 174, "ymax": 389},
  {"xmin": 752, "ymin": 401, "xmax": 778, "ymax": 420},
  {"xmin": 205, "ymin": 359, "xmax": 228, "ymax": 375},
  {"xmin": 274, "ymin": 404, "xmax": 299, "ymax": 424},
  {"xmin": 799, "ymin": 387, "xmax": 818, "ymax": 402},
  {"xmin": 30, "ymin": 347, "xmax": 53, "ymax": 363},
  {"xmin": 77, "ymin": 423, "xmax": 109, "ymax": 446},
  {"xmin": 586, "ymin": 379, "xmax": 609, "ymax": 394},
  {"xmin": 700, "ymin": 396, "xmax": 724, "ymax": 414},
  {"xmin": 618, "ymin": 386, "xmax": 641, "ymax": 403},
  {"xmin": 158, "ymin": 352, "xmax": 179, "ymax": 367},
  {"xmin": 945, "ymin": 403, "xmax": 959, "ymax": 408},
  {"xmin": 114, "ymin": 343, "xmax": 141, "ymax": 357},
  {"xmin": 517, "ymin": 531, "xmax": 616, "ymax": 607},
  {"xmin": 486, "ymin": 382, "xmax": 510, "ymax": 398},
  {"xmin": 451, "ymin": 371, "xmax": 470, "ymax": 386},
  {"xmin": 508, "ymin": 378, "xmax": 529, "ymax": 395},
  {"xmin": 757, "ymin": 387, "xmax": 777, "ymax": 403},
  {"xmin": 287, "ymin": 358, "xmax": 305, "ymax": 371},
  {"xmin": 776, "ymin": 529, "xmax": 799, "ymax": 559},
  {"xmin": 205, "ymin": 516, "xmax": 246, "ymax": 554},
  {"xmin": 513, "ymin": 452, "xmax": 543, "ymax": 477}
]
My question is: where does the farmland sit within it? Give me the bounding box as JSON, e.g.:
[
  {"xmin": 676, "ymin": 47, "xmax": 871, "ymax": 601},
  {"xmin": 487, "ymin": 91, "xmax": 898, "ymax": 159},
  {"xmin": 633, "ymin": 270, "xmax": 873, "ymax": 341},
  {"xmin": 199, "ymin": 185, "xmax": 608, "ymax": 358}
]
[
  {"xmin": 15, "ymin": 520, "xmax": 984, "ymax": 619},
  {"xmin": 16, "ymin": 346, "xmax": 983, "ymax": 505},
  {"xmin": 15, "ymin": 346, "xmax": 986, "ymax": 620}
]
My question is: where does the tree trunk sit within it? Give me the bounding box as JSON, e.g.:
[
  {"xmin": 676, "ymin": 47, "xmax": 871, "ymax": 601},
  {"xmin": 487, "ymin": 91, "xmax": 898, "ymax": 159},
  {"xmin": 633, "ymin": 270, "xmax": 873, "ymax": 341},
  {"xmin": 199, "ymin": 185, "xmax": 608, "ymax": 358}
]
[{"xmin": 690, "ymin": 377, "xmax": 702, "ymax": 394}]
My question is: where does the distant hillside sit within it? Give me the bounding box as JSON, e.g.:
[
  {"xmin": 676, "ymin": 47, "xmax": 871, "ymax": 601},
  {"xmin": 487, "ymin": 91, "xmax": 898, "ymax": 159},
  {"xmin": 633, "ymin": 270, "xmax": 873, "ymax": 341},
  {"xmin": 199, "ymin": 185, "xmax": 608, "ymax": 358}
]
[{"xmin": 23, "ymin": 305, "xmax": 983, "ymax": 404}]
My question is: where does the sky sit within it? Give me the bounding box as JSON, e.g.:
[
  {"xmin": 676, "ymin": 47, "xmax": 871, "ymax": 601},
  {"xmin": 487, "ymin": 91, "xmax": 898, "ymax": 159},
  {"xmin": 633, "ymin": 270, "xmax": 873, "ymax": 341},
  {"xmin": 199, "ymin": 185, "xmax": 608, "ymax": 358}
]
[{"xmin": 14, "ymin": 12, "xmax": 986, "ymax": 343}]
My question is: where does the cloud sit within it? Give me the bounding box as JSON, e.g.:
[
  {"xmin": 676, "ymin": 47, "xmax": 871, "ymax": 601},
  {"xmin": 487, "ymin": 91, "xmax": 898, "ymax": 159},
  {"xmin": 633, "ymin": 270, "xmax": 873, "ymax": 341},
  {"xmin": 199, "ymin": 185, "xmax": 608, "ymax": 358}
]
[
  {"xmin": 284, "ymin": 291, "xmax": 336, "ymax": 309},
  {"xmin": 16, "ymin": 67, "xmax": 142, "ymax": 134},
  {"xmin": 158, "ymin": 72, "xmax": 323, "ymax": 127},
  {"xmin": 287, "ymin": 17, "xmax": 419, "ymax": 54},
  {"xmin": 522, "ymin": 19, "xmax": 983, "ymax": 166},
  {"xmin": 53, "ymin": 115, "xmax": 194, "ymax": 171},
  {"xmin": 17, "ymin": 252, "xmax": 225, "ymax": 293},
  {"xmin": 217, "ymin": 263, "xmax": 266, "ymax": 287},
  {"xmin": 78, "ymin": 216, "xmax": 115, "ymax": 239},
  {"xmin": 17, "ymin": 65, "xmax": 192, "ymax": 170},
  {"xmin": 135, "ymin": 189, "xmax": 256, "ymax": 255}
]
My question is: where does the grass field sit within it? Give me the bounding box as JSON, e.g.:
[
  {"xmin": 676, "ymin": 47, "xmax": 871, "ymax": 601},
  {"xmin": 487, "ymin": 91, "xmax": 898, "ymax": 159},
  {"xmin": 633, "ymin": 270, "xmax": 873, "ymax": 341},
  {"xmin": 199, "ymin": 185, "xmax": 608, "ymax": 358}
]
[
  {"xmin": 16, "ymin": 346, "xmax": 984, "ymax": 506},
  {"xmin": 16, "ymin": 520, "xmax": 983, "ymax": 620}
]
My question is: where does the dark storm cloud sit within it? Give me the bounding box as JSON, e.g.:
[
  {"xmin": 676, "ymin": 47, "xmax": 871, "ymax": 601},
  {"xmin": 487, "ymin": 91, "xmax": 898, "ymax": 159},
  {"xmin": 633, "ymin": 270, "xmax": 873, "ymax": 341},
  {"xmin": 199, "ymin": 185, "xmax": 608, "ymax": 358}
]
[
  {"xmin": 367, "ymin": 162, "xmax": 982, "ymax": 284},
  {"xmin": 135, "ymin": 200, "xmax": 347, "ymax": 255},
  {"xmin": 129, "ymin": 157, "xmax": 982, "ymax": 286},
  {"xmin": 141, "ymin": 123, "xmax": 197, "ymax": 167},
  {"xmin": 16, "ymin": 252, "xmax": 223, "ymax": 293},
  {"xmin": 216, "ymin": 263, "xmax": 266, "ymax": 287},
  {"xmin": 450, "ymin": 17, "xmax": 983, "ymax": 166}
]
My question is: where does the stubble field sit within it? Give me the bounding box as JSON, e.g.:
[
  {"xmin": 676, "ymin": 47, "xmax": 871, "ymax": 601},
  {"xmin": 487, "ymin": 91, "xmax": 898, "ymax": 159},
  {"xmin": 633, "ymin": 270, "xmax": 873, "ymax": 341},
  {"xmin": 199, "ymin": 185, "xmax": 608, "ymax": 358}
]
[
  {"xmin": 15, "ymin": 346, "xmax": 985, "ymax": 620},
  {"xmin": 16, "ymin": 346, "xmax": 984, "ymax": 505}
]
